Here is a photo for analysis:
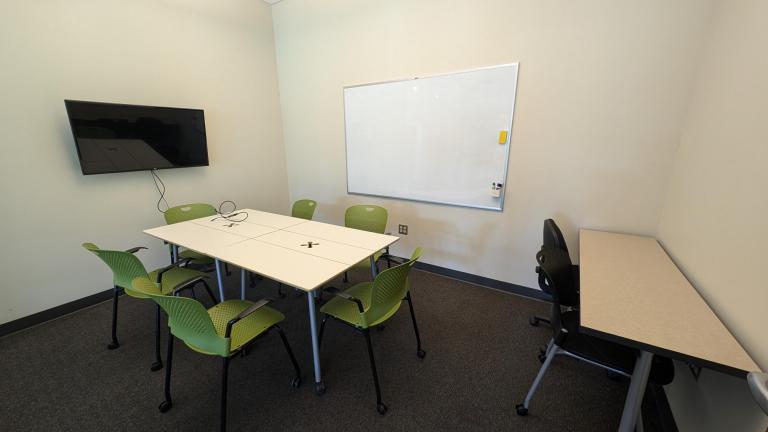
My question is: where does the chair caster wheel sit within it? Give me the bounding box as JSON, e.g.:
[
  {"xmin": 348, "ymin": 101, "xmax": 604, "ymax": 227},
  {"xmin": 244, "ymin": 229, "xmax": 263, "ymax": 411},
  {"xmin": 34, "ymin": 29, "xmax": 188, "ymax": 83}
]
[
  {"xmin": 158, "ymin": 400, "xmax": 172, "ymax": 413},
  {"xmin": 377, "ymin": 403, "xmax": 388, "ymax": 415},
  {"xmin": 292, "ymin": 377, "xmax": 302, "ymax": 388},
  {"xmin": 314, "ymin": 382, "xmax": 326, "ymax": 395},
  {"xmin": 150, "ymin": 361, "xmax": 163, "ymax": 372},
  {"xmin": 377, "ymin": 325, "xmax": 386, "ymax": 332},
  {"xmin": 417, "ymin": 349, "xmax": 427, "ymax": 359},
  {"xmin": 529, "ymin": 317, "xmax": 540, "ymax": 327},
  {"xmin": 107, "ymin": 341, "xmax": 120, "ymax": 350},
  {"xmin": 515, "ymin": 404, "xmax": 528, "ymax": 416},
  {"xmin": 538, "ymin": 353, "xmax": 546, "ymax": 363}
]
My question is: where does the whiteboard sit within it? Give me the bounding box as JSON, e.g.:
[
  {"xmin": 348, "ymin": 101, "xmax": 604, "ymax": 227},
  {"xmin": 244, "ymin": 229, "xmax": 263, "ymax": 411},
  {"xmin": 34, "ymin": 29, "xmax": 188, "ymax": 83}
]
[{"xmin": 344, "ymin": 63, "xmax": 518, "ymax": 211}]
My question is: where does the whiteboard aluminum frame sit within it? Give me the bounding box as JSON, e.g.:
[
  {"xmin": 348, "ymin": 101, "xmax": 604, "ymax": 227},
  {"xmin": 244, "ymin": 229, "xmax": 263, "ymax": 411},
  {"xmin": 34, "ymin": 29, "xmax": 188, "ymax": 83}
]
[{"xmin": 343, "ymin": 63, "xmax": 519, "ymax": 212}]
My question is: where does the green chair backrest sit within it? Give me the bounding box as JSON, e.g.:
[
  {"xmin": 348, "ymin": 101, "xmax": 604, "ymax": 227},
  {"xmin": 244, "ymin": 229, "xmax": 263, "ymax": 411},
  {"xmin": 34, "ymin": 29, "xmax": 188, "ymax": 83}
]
[
  {"xmin": 345, "ymin": 205, "xmax": 388, "ymax": 234},
  {"xmin": 164, "ymin": 203, "xmax": 217, "ymax": 224},
  {"xmin": 292, "ymin": 199, "xmax": 317, "ymax": 220},
  {"xmin": 132, "ymin": 277, "xmax": 230, "ymax": 357},
  {"xmin": 363, "ymin": 247, "xmax": 423, "ymax": 327},
  {"xmin": 83, "ymin": 243, "xmax": 152, "ymax": 293}
]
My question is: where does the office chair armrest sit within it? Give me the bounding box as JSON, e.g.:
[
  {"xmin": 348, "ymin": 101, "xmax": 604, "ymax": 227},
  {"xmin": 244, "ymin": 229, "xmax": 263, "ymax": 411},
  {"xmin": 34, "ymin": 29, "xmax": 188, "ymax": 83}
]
[
  {"xmin": 125, "ymin": 246, "xmax": 148, "ymax": 254},
  {"xmin": 325, "ymin": 286, "xmax": 365, "ymax": 313},
  {"xmin": 225, "ymin": 299, "xmax": 272, "ymax": 337},
  {"xmin": 170, "ymin": 276, "xmax": 207, "ymax": 296},
  {"xmin": 155, "ymin": 258, "xmax": 194, "ymax": 283}
]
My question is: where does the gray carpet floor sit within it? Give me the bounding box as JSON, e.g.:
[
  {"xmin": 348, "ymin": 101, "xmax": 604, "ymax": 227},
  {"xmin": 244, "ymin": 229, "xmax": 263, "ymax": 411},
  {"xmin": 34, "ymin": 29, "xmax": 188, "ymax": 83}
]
[{"xmin": 0, "ymin": 268, "xmax": 662, "ymax": 431}]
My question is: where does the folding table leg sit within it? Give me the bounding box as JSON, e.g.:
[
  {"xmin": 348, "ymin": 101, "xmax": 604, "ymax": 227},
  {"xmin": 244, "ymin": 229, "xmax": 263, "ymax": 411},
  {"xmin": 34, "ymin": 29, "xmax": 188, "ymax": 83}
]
[
  {"xmin": 307, "ymin": 291, "xmax": 325, "ymax": 395},
  {"xmin": 214, "ymin": 259, "xmax": 225, "ymax": 302},
  {"xmin": 618, "ymin": 350, "xmax": 653, "ymax": 432},
  {"xmin": 369, "ymin": 256, "xmax": 377, "ymax": 280},
  {"xmin": 240, "ymin": 268, "xmax": 246, "ymax": 300}
]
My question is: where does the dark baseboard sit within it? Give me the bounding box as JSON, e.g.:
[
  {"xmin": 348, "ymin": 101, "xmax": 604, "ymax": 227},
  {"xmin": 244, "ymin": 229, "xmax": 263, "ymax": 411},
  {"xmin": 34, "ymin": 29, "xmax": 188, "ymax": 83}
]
[
  {"xmin": 649, "ymin": 384, "xmax": 678, "ymax": 432},
  {"xmin": 0, "ymin": 288, "xmax": 114, "ymax": 338},
  {"xmin": 412, "ymin": 260, "xmax": 551, "ymax": 302}
]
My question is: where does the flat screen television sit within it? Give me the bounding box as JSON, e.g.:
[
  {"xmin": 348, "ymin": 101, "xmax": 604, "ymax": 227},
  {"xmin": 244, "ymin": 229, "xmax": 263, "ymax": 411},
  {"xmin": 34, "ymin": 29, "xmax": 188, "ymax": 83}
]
[{"xmin": 65, "ymin": 100, "xmax": 209, "ymax": 175}]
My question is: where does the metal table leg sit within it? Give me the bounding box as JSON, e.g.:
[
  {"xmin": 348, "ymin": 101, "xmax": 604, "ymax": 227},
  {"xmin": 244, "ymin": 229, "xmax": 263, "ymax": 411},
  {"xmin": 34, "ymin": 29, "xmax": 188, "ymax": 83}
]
[
  {"xmin": 618, "ymin": 350, "xmax": 653, "ymax": 432},
  {"xmin": 214, "ymin": 259, "xmax": 225, "ymax": 302},
  {"xmin": 369, "ymin": 255, "xmax": 378, "ymax": 279},
  {"xmin": 172, "ymin": 245, "xmax": 179, "ymax": 263},
  {"xmin": 240, "ymin": 269, "xmax": 246, "ymax": 300},
  {"xmin": 307, "ymin": 291, "xmax": 325, "ymax": 395}
]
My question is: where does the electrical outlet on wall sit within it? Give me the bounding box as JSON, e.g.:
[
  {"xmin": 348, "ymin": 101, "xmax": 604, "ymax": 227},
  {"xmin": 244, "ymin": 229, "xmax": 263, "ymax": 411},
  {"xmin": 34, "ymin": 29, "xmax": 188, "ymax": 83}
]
[{"xmin": 398, "ymin": 224, "xmax": 408, "ymax": 235}]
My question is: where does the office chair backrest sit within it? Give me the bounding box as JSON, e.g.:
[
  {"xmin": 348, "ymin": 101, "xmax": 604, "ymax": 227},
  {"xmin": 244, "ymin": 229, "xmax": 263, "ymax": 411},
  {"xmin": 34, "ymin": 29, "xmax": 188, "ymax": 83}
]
[
  {"xmin": 132, "ymin": 276, "xmax": 230, "ymax": 356},
  {"xmin": 345, "ymin": 205, "xmax": 388, "ymax": 234},
  {"xmin": 364, "ymin": 247, "xmax": 423, "ymax": 327},
  {"xmin": 164, "ymin": 203, "xmax": 217, "ymax": 225},
  {"xmin": 543, "ymin": 219, "xmax": 569, "ymax": 255},
  {"xmin": 83, "ymin": 243, "xmax": 151, "ymax": 294},
  {"xmin": 292, "ymin": 199, "xmax": 317, "ymax": 220},
  {"xmin": 536, "ymin": 246, "xmax": 577, "ymax": 336}
]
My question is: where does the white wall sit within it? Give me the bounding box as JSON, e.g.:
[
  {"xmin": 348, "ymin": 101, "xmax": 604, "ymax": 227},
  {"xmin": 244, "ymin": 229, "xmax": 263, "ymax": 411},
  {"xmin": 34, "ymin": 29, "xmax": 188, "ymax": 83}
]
[
  {"xmin": 0, "ymin": 0, "xmax": 288, "ymax": 324},
  {"xmin": 271, "ymin": 0, "xmax": 717, "ymax": 289},
  {"xmin": 656, "ymin": 0, "xmax": 768, "ymax": 429}
]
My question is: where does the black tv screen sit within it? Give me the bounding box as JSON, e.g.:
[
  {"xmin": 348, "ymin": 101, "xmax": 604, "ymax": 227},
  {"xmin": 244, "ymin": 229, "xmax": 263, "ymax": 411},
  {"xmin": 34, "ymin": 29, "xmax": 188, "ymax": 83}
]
[{"xmin": 65, "ymin": 100, "xmax": 209, "ymax": 175}]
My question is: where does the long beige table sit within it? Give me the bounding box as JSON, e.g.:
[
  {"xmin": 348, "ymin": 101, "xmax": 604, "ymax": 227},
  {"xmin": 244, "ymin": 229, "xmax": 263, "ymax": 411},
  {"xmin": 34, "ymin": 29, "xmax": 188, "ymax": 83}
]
[
  {"xmin": 580, "ymin": 229, "xmax": 759, "ymax": 431},
  {"xmin": 144, "ymin": 209, "xmax": 399, "ymax": 394}
]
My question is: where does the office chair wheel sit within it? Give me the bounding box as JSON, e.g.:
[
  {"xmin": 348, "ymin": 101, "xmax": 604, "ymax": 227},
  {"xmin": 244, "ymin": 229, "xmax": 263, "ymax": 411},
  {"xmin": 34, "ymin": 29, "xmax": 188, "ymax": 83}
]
[
  {"xmin": 417, "ymin": 349, "xmax": 427, "ymax": 359},
  {"xmin": 377, "ymin": 325, "xmax": 386, "ymax": 332},
  {"xmin": 150, "ymin": 361, "xmax": 163, "ymax": 372},
  {"xmin": 515, "ymin": 404, "xmax": 528, "ymax": 416},
  {"xmin": 158, "ymin": 401, "xmax": 173, "ymax": 413},
  {"xmin": 291, "ymin": 377, "xmax": 302, "ymax": 388},
  {"xmin": 107, "ymin": 341, "xmax": 120, "ymax": 350},
  {"xmin": 314, "ymin": 382, "xmax": 326, "ymax": 395},
  {"xmin": 377, "ymin": 403, "xmax": 388, "ymax": 415},
  {"xmin": 538, "ymin": 353, "xmax": 546, "ymax": 363},
  {"xmin": 529, "ymin": 317, "xmax": 540, "ymax": 327}
]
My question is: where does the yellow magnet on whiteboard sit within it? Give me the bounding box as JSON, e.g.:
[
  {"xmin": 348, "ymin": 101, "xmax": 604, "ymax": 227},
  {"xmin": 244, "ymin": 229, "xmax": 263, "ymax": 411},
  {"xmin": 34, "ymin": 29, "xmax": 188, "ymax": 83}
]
[{"xmin": 498, "ymin": 130, "xmax": 508, "ymax": 144}]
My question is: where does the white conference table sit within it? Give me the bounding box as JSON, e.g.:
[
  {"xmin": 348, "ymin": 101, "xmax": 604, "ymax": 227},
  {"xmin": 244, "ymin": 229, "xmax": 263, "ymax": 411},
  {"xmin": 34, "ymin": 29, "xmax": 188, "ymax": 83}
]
[
  {"xmin": 580, "ymin": 229, "xmax": 760, "ymax": 432},
  {"xmin": 144, "ymin": 208, "xmax": 399, "ymax": 394}
]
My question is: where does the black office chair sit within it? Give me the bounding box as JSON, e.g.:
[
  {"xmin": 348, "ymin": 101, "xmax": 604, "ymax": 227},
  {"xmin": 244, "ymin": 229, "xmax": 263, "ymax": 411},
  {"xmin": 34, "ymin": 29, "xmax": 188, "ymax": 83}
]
[
  {"xmin": 516, "ymin": 246, "xmax": 675, "ymax": 423},
  {"xmin": 529, "ymin": 219, "xmax": 578, "ymax": 328}
]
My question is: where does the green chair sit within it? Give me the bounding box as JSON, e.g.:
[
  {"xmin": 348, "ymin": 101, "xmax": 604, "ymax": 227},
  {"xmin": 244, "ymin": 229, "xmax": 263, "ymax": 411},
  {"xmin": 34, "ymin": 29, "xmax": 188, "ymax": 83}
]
[
  {"xmin": 291, "ymin": 199, "xmax": 317, "ymax": 220},
  {"xmin": 343, "ymin": 204, "xmax": 391, "ymax": 282},
  {"xmin": 319, "ymin": 247, "xmax": 426, "ymax": 414},
  {"xmin": 163, "ymin": 203, "xmax": 218, "ymax": 266},
  {"xmin": 83, "ymin": 243, "xmax": 216, "ymax": 371},
  {"xmin": 131, "ymin": 277, "xmax": 302, "ymax": 432}
]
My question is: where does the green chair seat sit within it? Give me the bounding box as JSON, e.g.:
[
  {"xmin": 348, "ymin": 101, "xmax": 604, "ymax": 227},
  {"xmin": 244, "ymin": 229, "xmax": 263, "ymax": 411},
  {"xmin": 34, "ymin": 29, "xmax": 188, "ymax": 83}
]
[
  {"xmin": 188, "ymin": 300, "xmax": 285, "ymax": 355},
  {"xmin": 320, "ymin": 281, "xmax": 400, "ymax": 329},
  {"xmin": 126, "ymin": 267, "xmax": 209, "ymax": 299},
  {"xmin": 178, "ymin": 249, "xmax": 215, "ymax": 265}
]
